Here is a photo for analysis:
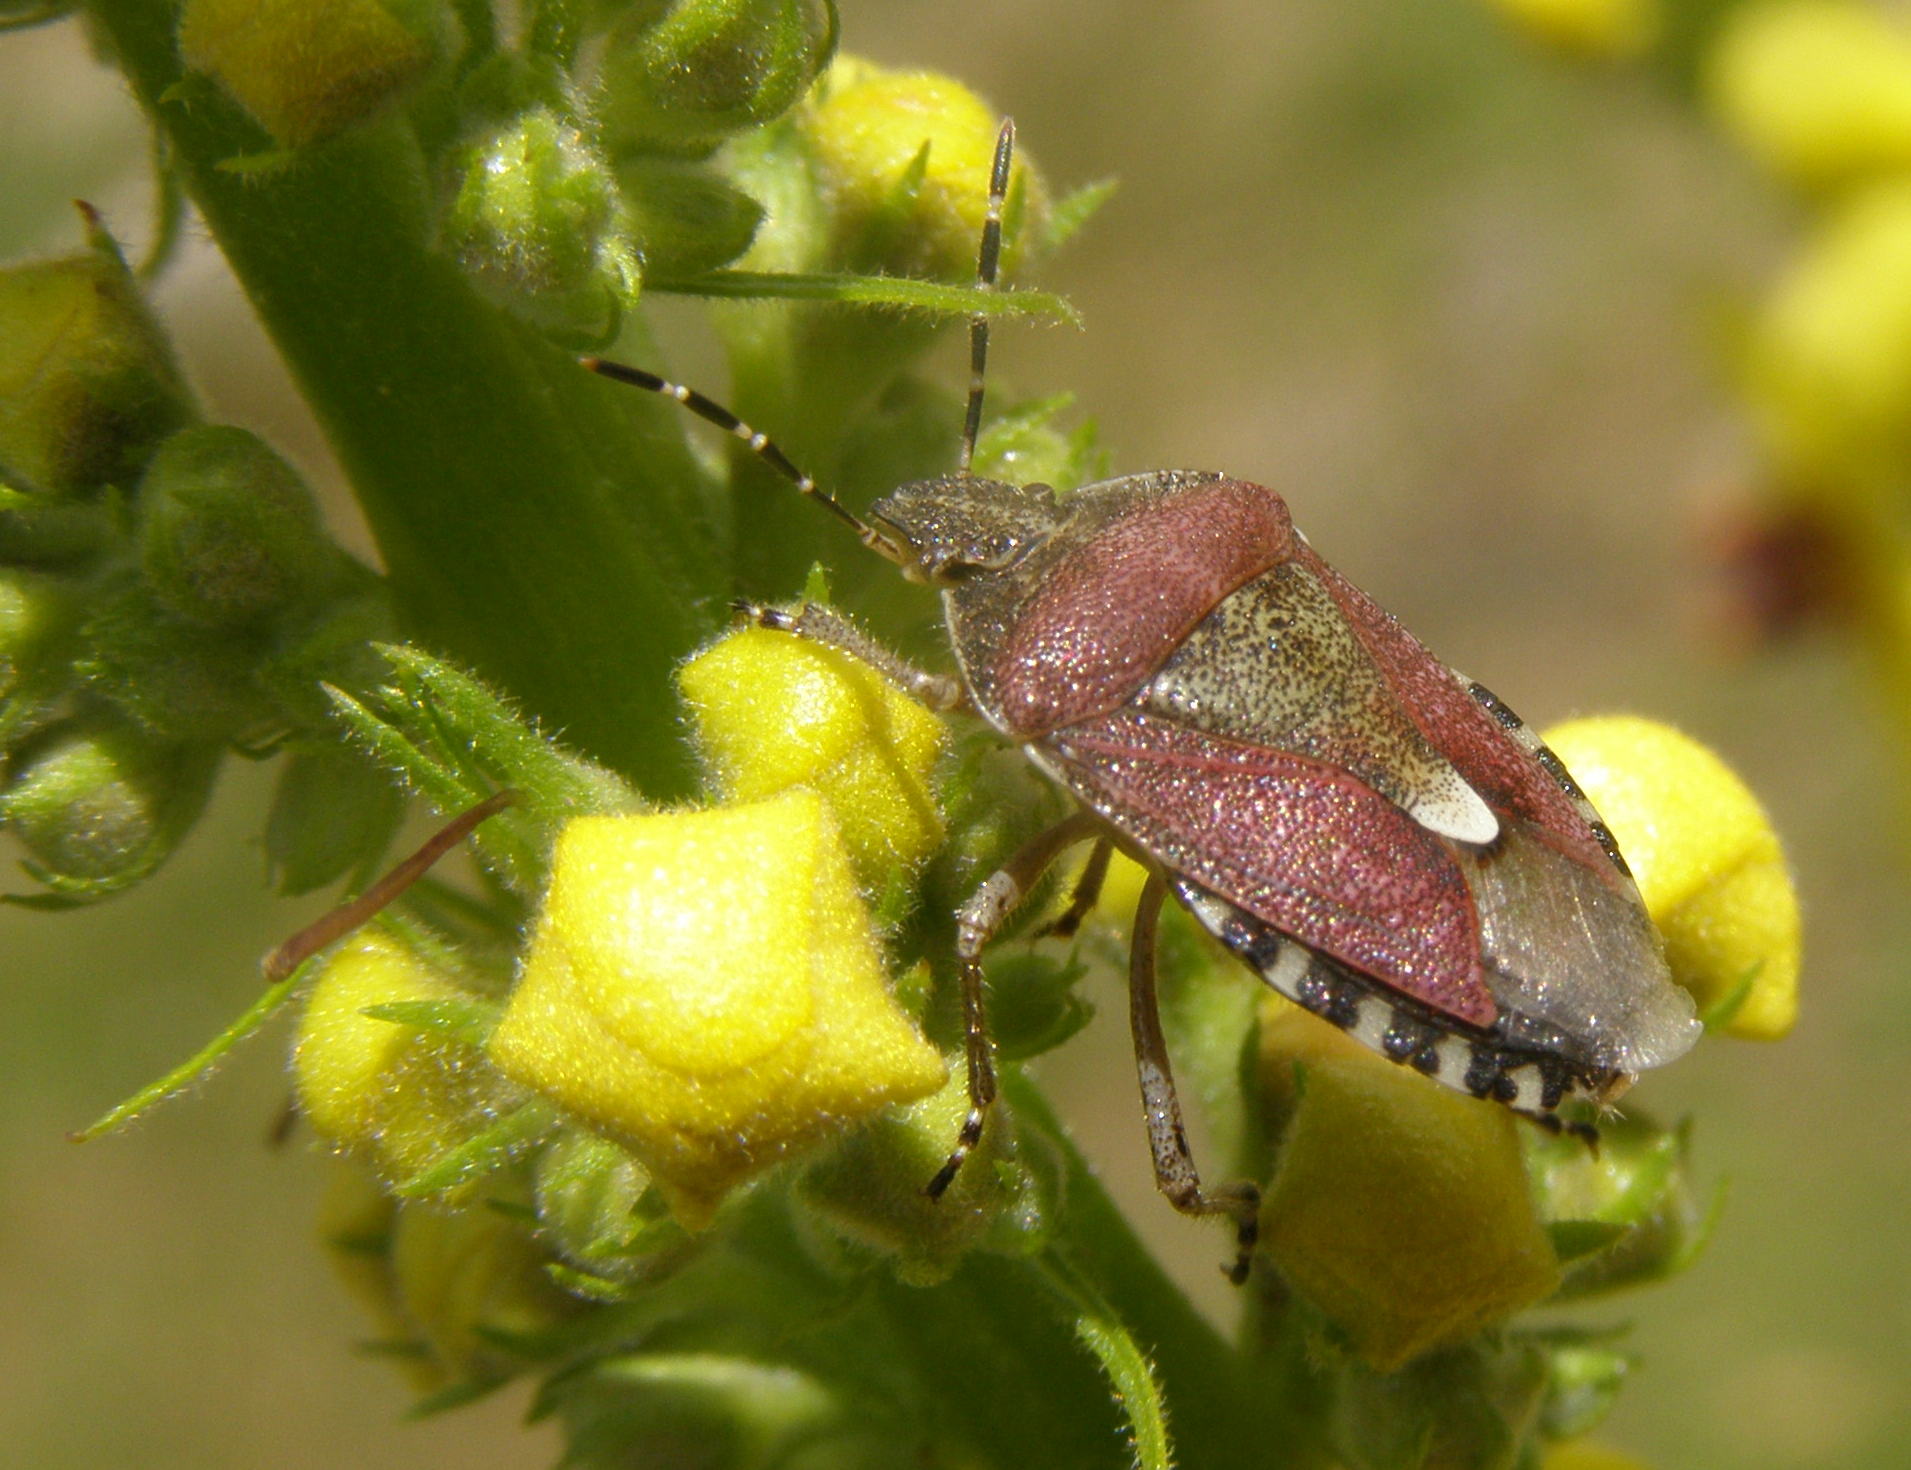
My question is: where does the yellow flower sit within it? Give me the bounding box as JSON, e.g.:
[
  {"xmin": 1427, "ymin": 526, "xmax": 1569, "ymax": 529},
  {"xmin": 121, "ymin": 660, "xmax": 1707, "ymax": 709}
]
[
  {"xmin": 293, "ymin": 930, "xmax": 519, "ymax": 1194},
  {"xmin": 1257, "ymin": 1000, "xmax": 1560, "ymax": 1370},
  {"xmin": 1483, "ymin": 0, "xmax": 1659, "ymax": 60},
  {"xmin": 802, "ymin": 61, "xmax": 1048, "ymax": 281},
  {"xmin": 679, "ymin": 624, "xmax": 948, "ymax": 890},
  {"xmin": 487, "ymin": 792, "xmax": 947, "ymax": 1228},
  {"xmin": 1544, "ymin": 716, "xmax": 1800, "ymax": 1039},
  {"xmin": 1706, "ymin": 0, "xmax": 1911, "ymax": 193}
]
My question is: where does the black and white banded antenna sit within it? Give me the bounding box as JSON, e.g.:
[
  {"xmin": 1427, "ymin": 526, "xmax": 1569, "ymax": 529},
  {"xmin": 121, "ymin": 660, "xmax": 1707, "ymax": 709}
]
[
  {"xmin": 958, "ymin": 119, "xmax": 1015, "ymax": 476},
  {"xmin": 582, "ymin": 118, "xmax": 1021, "ymax": 550}
]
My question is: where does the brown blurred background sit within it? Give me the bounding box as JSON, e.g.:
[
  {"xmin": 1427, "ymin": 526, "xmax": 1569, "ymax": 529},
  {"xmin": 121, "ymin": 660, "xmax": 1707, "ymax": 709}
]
[{"xmin": 3, "ymin": 2, "xmax": 1903, "ymax": 1466}]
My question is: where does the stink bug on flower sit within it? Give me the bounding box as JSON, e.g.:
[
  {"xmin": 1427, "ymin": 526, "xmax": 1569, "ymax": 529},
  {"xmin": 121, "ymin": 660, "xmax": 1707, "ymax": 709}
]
[
  {"xmin": 274, "ymin": 120, "xmax": 1701, "ymax": 1281},
  {"xmin": 581, "ymin": 120, "xmax": 1701, "ymax": 1278}
]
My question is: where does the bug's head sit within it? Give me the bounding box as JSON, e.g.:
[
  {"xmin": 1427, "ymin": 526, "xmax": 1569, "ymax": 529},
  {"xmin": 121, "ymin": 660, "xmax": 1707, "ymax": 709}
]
[{"xmin": 871, "ymin": 474, "xmax": 1062, "ymax": 585}]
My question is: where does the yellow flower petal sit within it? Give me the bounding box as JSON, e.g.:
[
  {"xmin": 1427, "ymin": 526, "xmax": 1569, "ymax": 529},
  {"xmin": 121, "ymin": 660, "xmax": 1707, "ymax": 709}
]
[
  {"xmin": 487, "ymin": 792, "xmax": 947, "ymax": 1228},
  {"xmin": 1544, "ymin": 716, "xmax": 1800, "ymax": 1039},
  {"xmin": 679, "ymin": 625, "xmax": 948, "ymax": 888}
]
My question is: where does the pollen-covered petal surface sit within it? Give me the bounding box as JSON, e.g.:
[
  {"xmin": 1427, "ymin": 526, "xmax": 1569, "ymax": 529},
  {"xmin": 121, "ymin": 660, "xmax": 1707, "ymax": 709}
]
[
  {"xmin": 679, "ymin": 625, "xmax": 948, "ymax": 886},
  {"xmin": 487, "ymin": 792, "xmax": 946, "ymax": 1228},
  {"xmin": 1543, "ymin": 716, "xmax": 1800, "ymax": 1039}
]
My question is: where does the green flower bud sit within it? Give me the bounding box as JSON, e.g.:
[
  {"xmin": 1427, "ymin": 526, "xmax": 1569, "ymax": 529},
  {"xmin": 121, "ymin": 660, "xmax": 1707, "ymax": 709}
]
[
  {"xmin": 0, "ymin": 711, "xmax": 217, "ymax": 899},
  {"xmin": 1256, "ymin": 1000, "xmax": 1560, "ymax": 1370},
  {"xmin": 178, "ymin": 0, "xmax": 460, "ymax": 149},
  {"xmin": 388, "ymin": 1197, "xmax": 575, "ymax": 1383},
  {"xmin": 797, "ymin": 1062, "xmax": 1041, "ymax": 1285},
  {"xmin": 619, "ymin": 157, "xmax": 765, "ymax": 276},
  {"xmin": 0, "ymin": 566, "xmax": 80, "ymax": 711},
  {"xmin": 595, "ymin": 0, "xmax": 837, "ymax": 155},
  {"xmin": 1529, "ymin": 1113, "xmax": 1711, "ymax": 1299},
  {"xmin": 443, "ymin": 106, "xmax": 639, "ymax": 336},
  {"xmin": 532, "ymin": 1127, "xmax": 659, "ymax": 1275},
  {"xmin": 1706, "ymin": 0, "xmax": 1911, "ymax": 194},
  {"xmin": 802, "ymin": 63, "xmax": 1048, "ymax": 282},
  {"xmin": 264, "ymin": 742, "xmax": 407, "ymax": 896},
  {"xmin": 0, "ymin": 221, "xmax": 191, "ymax": 497},
  {"xmin": 73, "ymin": 578, "xmax": 275, "ymax": 742},
  {"xmin": 136, "ymin": 425, "xmax": 327, "ymax": 628}
]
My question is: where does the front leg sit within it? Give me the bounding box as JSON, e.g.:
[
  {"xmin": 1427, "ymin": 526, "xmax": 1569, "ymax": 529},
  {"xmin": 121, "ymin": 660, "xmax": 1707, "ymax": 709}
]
[{"xmin": 925, "ymin": 810, "xmax": 1103, "ymax": 1197}]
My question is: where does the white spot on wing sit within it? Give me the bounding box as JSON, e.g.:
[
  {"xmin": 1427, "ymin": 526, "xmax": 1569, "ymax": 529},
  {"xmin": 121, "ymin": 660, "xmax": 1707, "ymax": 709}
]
[{"xmin": 1406, "ymin": 767, "xmax": 1499, "ymax": 845}]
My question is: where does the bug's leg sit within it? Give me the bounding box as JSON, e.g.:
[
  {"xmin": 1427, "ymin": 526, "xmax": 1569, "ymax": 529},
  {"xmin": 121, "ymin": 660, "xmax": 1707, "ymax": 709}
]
[
  {"xmin": 925, "ymin": 810, "xmax": 1104, "ymax": 1198},
  {"xmin": 1128, "ymin": 869, "xmax": 1262, "ymax": 1284},
  {"xmin": 261, "ymin": 789, "xmax": 517, "ymax": 983},
  {"xmin": 1033, "ymin": 837, "xmax": 1114, "ymax": 941},
  {"xmin": 735, "ymin": 598, "xmax": 970, "ymax": 713}
]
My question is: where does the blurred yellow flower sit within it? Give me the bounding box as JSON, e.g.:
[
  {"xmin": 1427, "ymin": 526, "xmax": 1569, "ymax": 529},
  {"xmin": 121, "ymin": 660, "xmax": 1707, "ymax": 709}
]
[{"xmin": 1483, "ymin": 0, "xmax": 1658, "ymax": 60}]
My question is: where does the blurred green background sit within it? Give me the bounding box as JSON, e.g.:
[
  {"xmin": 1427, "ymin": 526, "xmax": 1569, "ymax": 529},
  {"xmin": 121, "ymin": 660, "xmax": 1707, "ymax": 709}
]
[{"xmin": 3, "ymin": 2, "xmax": 1903, "ymax": 1466}]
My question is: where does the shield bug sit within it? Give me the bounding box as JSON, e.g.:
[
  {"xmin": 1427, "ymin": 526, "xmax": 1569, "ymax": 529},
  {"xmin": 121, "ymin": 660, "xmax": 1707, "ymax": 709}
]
[
  {"xmin": 580, "ymin": 120, "xmax": 1703, "ymax": 1276},
  {"xmin": 275, "ymin": 121, "xmax": 1699, "ymax": 1279}
]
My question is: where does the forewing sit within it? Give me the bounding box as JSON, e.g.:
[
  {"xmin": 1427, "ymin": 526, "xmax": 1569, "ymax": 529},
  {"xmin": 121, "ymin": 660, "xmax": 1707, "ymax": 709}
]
[{"xmin": 1040, "ymin": 708, "xmax": 1497, "ymax": 1028}]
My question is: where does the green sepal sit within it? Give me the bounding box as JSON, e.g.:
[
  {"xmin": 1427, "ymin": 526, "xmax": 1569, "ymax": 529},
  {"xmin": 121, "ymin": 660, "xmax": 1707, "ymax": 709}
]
[
  {"xmin": 265, "ymin": 742, "xmax": 409, "ymax": 896},
  {"xmin": 324, "ymin": 643, "xmax": 638, "ymax": 894},
  {"xmin": 390, "ymin": 1096, "xmax": 559, "ymax": 1197},
  {"xmin": 359, "ymin": 994, "xmax": 502, "ymax": 1049}
]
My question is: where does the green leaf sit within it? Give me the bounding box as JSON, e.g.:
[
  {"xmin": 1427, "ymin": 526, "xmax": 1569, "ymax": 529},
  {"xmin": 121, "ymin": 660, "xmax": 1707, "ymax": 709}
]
[
  {"xmin": 1045, "ymin": 178, "xmax": 1118, "ymax": 254},
  {"xmin": 71, "ymin": 961, "xmax": 310, "ymax": 1141},
  {"xmin": 1035, "ymin": 1252, "xmax": 1175, "ymax": 1470},
  {"xmin": 649, "ymin": 269, "xmax": 1081, "ymax": 325}
]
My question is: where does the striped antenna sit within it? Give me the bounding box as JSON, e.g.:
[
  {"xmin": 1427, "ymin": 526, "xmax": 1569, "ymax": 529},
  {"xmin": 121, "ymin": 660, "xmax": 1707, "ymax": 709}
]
[
  {"xmin": 958, "ymin": 120, "xmax": 1016, "ymax": 476},
  {"xmin": 580, "ymin": 357, "xmax": 907, "ymax": 565}
]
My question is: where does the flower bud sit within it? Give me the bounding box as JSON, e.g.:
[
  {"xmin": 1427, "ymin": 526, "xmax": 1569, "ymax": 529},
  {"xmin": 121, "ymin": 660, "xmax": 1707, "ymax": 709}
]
[
  {"xmin": 73, "ymin": 578, "xmax": 276, "ymax": 742},
  {"xmin": 314, "ymin": 1162, "xmax": 441, "ymax": 1391},
  {"xmin": 443, "ymin": 107, "xmax": 639, "ymax": 336},
  {"xmin": 0, "ymin": 566, "xmax": 79, "ymax": 711},
  {"xmin": 677, "ymin": 624, "xmax": 948, "ymax": 891},
  {"xmin": 1745, "ymin": 180, "xmax": 1911, "ymax": 479},
  {"xmin": 1482, "ymin": 0, "xmax": 1658, "ymax": 60},
  {"xmin": 294, "ymin": 930, "xmax": 523, "ymax": 1195},
  {"xmin": 136, "ymin": 425, "xmax": 326, "ymax": 628},
  {"xmin": 0, "ymin": 225, "xmax": 191, "ymax": 497},
  {"xmin": 1257, "ymin": 999, "xmax": 1561, "ymax": 1370},
  {"xmin": 797, "ymin": 1059, "xmax": 1042, "ymax": 1285},
  {"xmin": 178, "ymin": 0, "xmax": 459, "ymax": 148},
  {"xmin": 487, "ymin": 792, "xmax": 947, "ymax": 1229},
  {"xmin": 1543, "ymin": 717, "xmax": 1799, "ymax": 1038},
  {"xmin": 388, "ymin": 1197, "xmax": 575, "ymax": 1383},
  {"xmin": 0, "ymin": 712, "xmax": 216, "ymax": 899},
  {"xmin": 619, "ymin": 157, "xmax": 765, "ymax": 276},
  {"xmin": 1528, "ymin": 1112, "xmax": 1709, "ymax": 1298},
  {"xmin": 1706, "ymin": 0, "xmax": 1911, "ymax": 193},
  {"xmin": 264, "ymin": 743, "xmax": 407, "ymax": 896},
  {"xmin": 802, "ymin": 64, "xmax": 1047, "ymax": 282},
  {"xmin": 595, "ymin": 0, "xmax": 836, "ymax": 155},
  {"xmin": 532, "ymin": 1127, "xmax": 657, "ymax": 1274}
]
